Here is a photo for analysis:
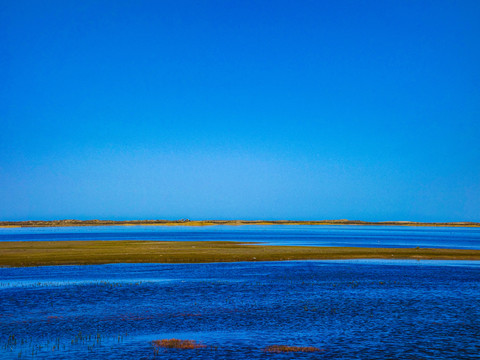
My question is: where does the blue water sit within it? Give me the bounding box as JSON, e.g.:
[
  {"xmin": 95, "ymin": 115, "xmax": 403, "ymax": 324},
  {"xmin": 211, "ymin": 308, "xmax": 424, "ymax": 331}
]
[
  {"xmin": 1, "ymin": 261, "xmax": 479, "ymax": 359},
  {"xmin": 1, "ymin": 226, "xmax": 479, "ymax": 359},
  {"xmin": 1, "ymin": 225, "xmax": 480, "ymax": 249}
]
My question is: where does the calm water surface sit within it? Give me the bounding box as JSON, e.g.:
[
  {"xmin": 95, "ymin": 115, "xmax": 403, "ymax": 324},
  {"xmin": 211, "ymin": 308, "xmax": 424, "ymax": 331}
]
[
  {"xmin": 1, "ymin": 260, "xmax": 479, "ymax": 359},
  {"xmin": 1, "ymin": 225, "xmax": 480, "ymax": 249}
]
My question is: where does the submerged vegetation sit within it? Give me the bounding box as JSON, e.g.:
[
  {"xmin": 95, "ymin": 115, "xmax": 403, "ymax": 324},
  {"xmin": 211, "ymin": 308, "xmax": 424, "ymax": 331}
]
[
  {"xmin": 263, "ymin": 345, "xmax": 321, "ymax": 353},
  {"xmin": 150, "ymin": 340, "xmax": 321, "ymax": 355},
  {"xmin": 1, "ymin": 240, "xmax": 479, "ymax": 267}
]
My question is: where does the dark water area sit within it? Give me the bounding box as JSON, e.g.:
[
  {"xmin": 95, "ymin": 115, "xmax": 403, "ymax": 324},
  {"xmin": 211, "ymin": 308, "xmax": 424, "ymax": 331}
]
[
  {"xmin": 1, "ymin": 260, "xmax": 479, "ymax": 359},
  {"xmin": 2, "ymin": 225, "xmax": 480, "ymax": 249}
]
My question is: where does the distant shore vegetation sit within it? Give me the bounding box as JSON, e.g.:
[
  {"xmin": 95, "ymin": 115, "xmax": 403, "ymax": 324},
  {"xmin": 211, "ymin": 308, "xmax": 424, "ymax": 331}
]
[{"xmin": 1, "ymin": 219, "xmax": 479, "ymax": 228}]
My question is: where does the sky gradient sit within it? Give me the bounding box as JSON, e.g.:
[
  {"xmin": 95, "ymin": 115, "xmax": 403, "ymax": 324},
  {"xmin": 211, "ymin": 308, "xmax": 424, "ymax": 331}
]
[{"xmin": 1, "ymin": 1, "xmax": 479, "ymax": 222}]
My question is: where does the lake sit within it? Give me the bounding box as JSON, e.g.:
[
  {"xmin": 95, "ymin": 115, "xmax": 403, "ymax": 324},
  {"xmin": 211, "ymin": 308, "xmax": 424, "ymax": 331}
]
[{"xmin": 1, "ymin": 226, "xmax": 479, "ymax": 359}]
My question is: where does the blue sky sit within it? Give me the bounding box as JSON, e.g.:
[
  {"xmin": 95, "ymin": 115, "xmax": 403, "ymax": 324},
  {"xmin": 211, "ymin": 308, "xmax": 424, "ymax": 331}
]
[{"xmin": 1, "ymin": 0, "xmax": 479, "ymax": 221}]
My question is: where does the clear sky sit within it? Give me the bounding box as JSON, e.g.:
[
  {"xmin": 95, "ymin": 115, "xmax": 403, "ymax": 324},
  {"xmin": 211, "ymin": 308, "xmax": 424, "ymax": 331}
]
[{"xmin": 1, "ymin": 1, "xmax": 479, "ymax": 222}]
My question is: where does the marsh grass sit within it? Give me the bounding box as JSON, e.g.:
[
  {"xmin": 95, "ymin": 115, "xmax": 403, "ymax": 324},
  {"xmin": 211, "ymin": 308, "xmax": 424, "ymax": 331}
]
[
  {"xmin": 1, "ymin": 330, "xmax": 126, "ymax": 358},
  {"xmin": 1, "ymin": 240, "xmax": 479, "ymax": 267}
]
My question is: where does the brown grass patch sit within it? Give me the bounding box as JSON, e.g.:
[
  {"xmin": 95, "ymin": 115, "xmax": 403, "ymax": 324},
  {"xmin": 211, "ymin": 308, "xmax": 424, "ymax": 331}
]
[
  {"xmin": 2, "ymin": 240, "xmax": 479, "ymax": 267},
  {"xmin": 152, "ymin": 339, "xmax": 206, "ymax": 350},
  {"xmin": 264, "ymin": 345, "xmax": 320, "ymax": 353}
]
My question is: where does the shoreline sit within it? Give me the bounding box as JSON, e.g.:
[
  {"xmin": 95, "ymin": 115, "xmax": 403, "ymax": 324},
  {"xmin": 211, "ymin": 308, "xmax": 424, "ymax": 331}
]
[
  {"xmin": 1, "ymin": 219, "xmax": 479, "ymax": 228},
  {"xmin": 1, "ymin": 240, "xmax": 479, "ymax": 267}
]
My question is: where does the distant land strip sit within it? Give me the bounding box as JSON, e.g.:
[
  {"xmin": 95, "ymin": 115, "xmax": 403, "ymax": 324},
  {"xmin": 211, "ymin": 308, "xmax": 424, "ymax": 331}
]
[
  {"xmin": 1, "ymin": 219, "xmax": 479, "ymax": 228},
  {"xmin": 1, "ymin": 241, "xmax": 479, "ymax": 267}
]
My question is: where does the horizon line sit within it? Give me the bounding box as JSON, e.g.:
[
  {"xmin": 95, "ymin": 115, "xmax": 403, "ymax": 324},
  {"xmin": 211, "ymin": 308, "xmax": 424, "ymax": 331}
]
[{"xmin": 1, "ymin": 219, "xmax": 479, "ymax": 228}]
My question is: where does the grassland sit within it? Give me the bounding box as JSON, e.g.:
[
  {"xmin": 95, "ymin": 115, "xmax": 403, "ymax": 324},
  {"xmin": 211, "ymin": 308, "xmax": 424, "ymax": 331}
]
[
  {"xmin": 1, "ymin": 241, "xmax": 479, "ymax": 267},
  {"xmin": 1, "ymin": 219, "xmax": 479, "ymax": 228}
]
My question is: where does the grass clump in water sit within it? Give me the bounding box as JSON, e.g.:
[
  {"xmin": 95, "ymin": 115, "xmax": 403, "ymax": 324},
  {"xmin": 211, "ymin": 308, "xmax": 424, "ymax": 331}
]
[
  {"xmin": 152, "ymin": 339, "xmax": 206, "ymax": 350},
  {"xmin": 263, "ymin": 345, "xmax": 320, "ymax": 353}
]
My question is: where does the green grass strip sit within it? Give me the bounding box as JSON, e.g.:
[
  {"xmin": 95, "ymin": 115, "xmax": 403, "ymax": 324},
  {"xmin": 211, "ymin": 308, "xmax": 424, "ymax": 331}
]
[{"xmin": 1, "ymin": 241, "xmax": 480, "ymax": 267}]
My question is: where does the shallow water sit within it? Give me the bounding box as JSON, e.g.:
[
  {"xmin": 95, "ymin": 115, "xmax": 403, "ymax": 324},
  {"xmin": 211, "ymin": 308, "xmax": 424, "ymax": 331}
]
[
  {"xmin": 1, "ymin": 225, "xmax": 480, "ymax": 249},
  {"xmin": 1, "ymin": 260, "xmax": 479, "ymax": 359}
]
